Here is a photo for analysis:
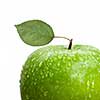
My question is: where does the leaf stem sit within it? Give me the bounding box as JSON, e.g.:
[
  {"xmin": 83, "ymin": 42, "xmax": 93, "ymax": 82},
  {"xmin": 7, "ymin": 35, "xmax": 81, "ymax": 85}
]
[
  {"xmin": 54, "ymin": 36, "xmax": 73, "ymax": 49},
  {"xmin": 54, "ymin": 36, "xmax": 70, "ymax": 41}
]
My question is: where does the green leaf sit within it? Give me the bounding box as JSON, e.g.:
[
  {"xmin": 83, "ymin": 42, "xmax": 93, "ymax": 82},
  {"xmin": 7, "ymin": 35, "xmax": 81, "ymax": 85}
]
[{"xmin": 15, "ymin": 20, "xmax": 54, "ymax": 46}]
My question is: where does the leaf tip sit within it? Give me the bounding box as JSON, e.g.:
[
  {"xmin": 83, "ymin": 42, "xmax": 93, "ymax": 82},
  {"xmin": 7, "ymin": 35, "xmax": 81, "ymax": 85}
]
[{"xmin": 14, "ymin": 24, "xmax": 18, "ymax": 28}]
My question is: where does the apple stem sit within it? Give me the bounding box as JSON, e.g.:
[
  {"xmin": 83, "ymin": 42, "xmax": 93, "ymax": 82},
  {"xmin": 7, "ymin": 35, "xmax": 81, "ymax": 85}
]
[
  {"xmin": 68, "ymin": 39, "xmax": 73, "ymax": 50},
  {"xmin": 54, "ymin": 36, "xmax": 73, "ymax": 49}
]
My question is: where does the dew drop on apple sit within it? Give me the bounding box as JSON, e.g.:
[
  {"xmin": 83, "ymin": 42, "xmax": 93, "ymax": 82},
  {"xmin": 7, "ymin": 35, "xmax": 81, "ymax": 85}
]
[
  {"xmin": 26, "ymin": 94, "xmax": 29, "ymax": 100},
  {"xmin": 91, "ymin": 81, "xmax": 95, "ymax": 89},
  {"xmin": 42, "ymin": 75, "xmax": 45, "ymax": 79},
  {"xmin": 54, "ymin": 51, "xmax": 58, "ymax": 54},
  {"xmin": 68, "ymin": 63, "xmax": 71, "ymax": 67},
  {"xmin": 49, "ymin": 62, "xmax": 52, "ymax": 66},
  {"xmin": 35, "ymin": 68, "xmax": 38, "ymax": 71},
  {"xmin": 58, "ymin": 55, "xmax": 62, "ymax": 59},
  {"xmin": 31, "ymin": 58, "xmax": 35, "ymax": 62},
  {"xmin": 34, "ymin": 82, "xmax": 36, "ymax": 85},
  {"xmin": 54, "ymin": 57, "xmax": 58, "ymax": 61},
  {"xmin": 50, "ymin": 59, "xmax": 53, "ymax": 63},
  {"xmin": 45, "ymin": 73, "xmax": 48, "ymax": 77},
  {"xmin": 39, "ymin": 62, "xmax": 43, "ymax": 67},
  {"xmin": 43, "ymin": 91, "xmax": 48, "ymax": 96},
  {"xmin": 73, "ymin": 57, "xmax": 77, "ymax": 61},
  {"xmin": 35, "ymin": 78, "xmax": 37, "ymax": 81},
  {"xmin": 32, "ymin": 73, "xmax": 35, "ymax": 77},
  {"xmin": 49, "ymin": 72, "xmax": 54, "ymax": 77},
  {"xmin": 57, "ymin": 62, "xmax": 60, "ymax": 66},
  {"xmin": 31, "ymin": 69, "xmax": 34, "ymax": 73},
  {"xmin": 87, "ymin": 80, "xmax": 90, "ymax": 87},
  {"xmin": 24, "ymin": 71, "xmax": 27, "ymax": 75},
  {"xmin": 88, "ymin": 93, "xmax": 92, "ymax": 98},
  {"xmin": 40, "ymin": 71, "xmax": 43, "ymax": 75},
  {"xmin": 26, "ymin": 74, "xmax": 29, "ymax": 78},
  {"xmin": 55, "ymin": 85, "xmax": 59, "ymax": 89},
  {"xmin": 62, "ymin": 56, "xmax": 66, "ymax": 63},
  {"xmin": 56, "ymin": 80, "xmax": 59, "ymax": 84}
]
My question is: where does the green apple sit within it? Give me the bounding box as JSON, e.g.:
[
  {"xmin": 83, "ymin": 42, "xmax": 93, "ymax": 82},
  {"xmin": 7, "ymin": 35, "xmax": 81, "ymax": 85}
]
[
  {"xmin": 15, "ymin": 19, "xmax": 100, "ymax": 100},
  {"xmin": 20, "ymin": 45, "xmax": 100, "ymax": 100}
]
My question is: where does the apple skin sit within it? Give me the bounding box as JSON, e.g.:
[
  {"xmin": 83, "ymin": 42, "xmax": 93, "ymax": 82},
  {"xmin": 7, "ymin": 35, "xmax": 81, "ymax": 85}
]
[{"xmin": 20, "ymin": 45, "xmax": 100, "ymax": 100}]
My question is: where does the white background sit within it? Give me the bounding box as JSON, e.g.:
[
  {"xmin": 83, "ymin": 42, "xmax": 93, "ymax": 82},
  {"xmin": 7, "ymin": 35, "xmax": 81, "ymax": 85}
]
[{"xmin": 0, "ymin": 0, "xmax": 100, "ymax": 100}]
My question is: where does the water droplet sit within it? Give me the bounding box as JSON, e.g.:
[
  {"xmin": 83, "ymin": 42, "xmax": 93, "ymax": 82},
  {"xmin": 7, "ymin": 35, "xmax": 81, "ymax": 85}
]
[
  {"xmin": 43, "ymin": 91, "xmax": 48, "ymax": 96},
  {"xmin": 49, "ymin": 62, "xmax": 52, "ymax": 65},
  {"xmin": 49, "ymin": 72, "xmax": 54, "ymax": 77},
  {"xmin": 58, "ymin": 55, "xmax": 62, "ymax": 59},
  {"xmin": 26, "ymin": 75, "xmax": 29, "ymax": 78},
  {"xmin": 87, "ymin": 80, "xmax": 90, "ymax": 90},
  {"xmin": 34, "ymin": 82, "xmax": 36, "ymax": 85},
  {"xmin": 54, "ymin": 57, "xmax": 57, "ymax": 61},
  {"xmin": 54, "ymin": 51, "xmax": 58, "ymax": 54},
  {"xmin": 59, "ymin": 70, "xmax": 62, "ymax": 73},
  {"xmin": 24, "ymin": 71, "xmax": 27, "ymax": 75},
  {"xmin": 35, "ymin": 78, "xmax": 37, "ymax": 81},
  {"xmin": 31, "ymin": 58, "xmax": 35, "ymax": 61},
  {"xmin": 87, "ymin": 80, "xmax": 90, "ymax": 87},
  {"xmin": 56, "ymin": 80, "xmax": 59, "ymax": 83},
  {"xmin": 26, "ymin": 94, "xmax": 29, "ymax": 100},
  {"xmin": 40, "ymin": 71, "xmax": 43, "ymax": 75},
  {"xmin": 50, "ymin": 59, "xmax": 53, "ymax": 63},
  {"xmin": 91, "ymin": 81, "xmax": 95, "ymax": 88},
  {"xmin": 55, "ymin": 85, "xmax": 59, "ymax": 89},
  {"xmin": 35, "ymin": 68, "xmax": 38, "ymax": 71},
  {"xmin": 92, "ymin": 52, "xmax": 96, "ymax": 56},
  {"xmin": 47, "ymin": 70, "xmax": 49, "ymax": 74},
  {"xmin": 39, "ymin": 52, "xmax": 42, "ymax": 55},
  {"xmin": 73, "ymin": 57, "xmax": 76, "ymax": 61},
  {"xmin": 89, "ymin": 93, "xmax": 92, "ymax": 98},
  {"xmin": 31, "ymin": 70, "xmax": 34, "ymax": 73},
  {"xmin": 45, "ymin": 74, "xmax": 48, "ymax": 77},
  {"xmin": 32, "ymin": 73, "xmax": 35, "ymax": 76},
  {"xmin": 67, "ymin": 57, "xmax": 71, "ymax": 60},
  {"xmin": 30, "ymin": 65, "xmax": 33, "ymax": 68},
  {"xmin": 40, "ymin": 86, "xmax": 44, "ymax": 92},
  {"xmin": 42, "ymin": 75, "xmax": 45, "ymax": 79},
  {"xmin": 57, "ymin": 62, "xmax": 60, "ymax": 66},
  {"xmin": 68, "ymin": 63, "xmax": 71, "ymax": 67},
  {"xmin": 63, "ymin": 56, "xmax": 66, "ymax": 62},
  {"xmin": 39, "ymin": 62, "xmax": 42, "ymax": 67}
]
